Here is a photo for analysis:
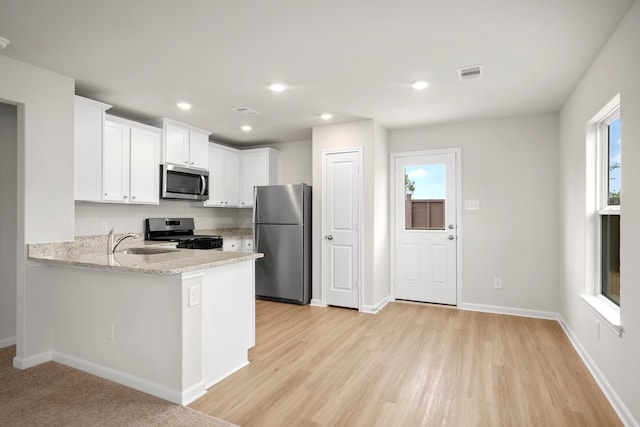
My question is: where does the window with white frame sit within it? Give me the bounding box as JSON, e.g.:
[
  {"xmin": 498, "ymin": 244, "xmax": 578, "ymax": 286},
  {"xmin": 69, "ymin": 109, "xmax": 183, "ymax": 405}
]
[{"xmin": 597, "ymin": 106, "xmax": 621, "ymax": 307}]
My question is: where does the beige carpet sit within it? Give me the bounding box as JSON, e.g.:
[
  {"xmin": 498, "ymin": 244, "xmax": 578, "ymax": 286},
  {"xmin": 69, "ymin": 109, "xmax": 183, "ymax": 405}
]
[{"xmin": 0, "ymin": 346, "xmax": 236, "ymax": 426}]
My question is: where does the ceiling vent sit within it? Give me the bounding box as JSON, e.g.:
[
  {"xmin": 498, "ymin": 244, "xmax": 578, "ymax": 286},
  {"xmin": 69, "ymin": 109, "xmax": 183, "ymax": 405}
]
[
  {"xmin": 457, "ymin": 65, "xmax": 483, "ymax": 81},
  {"xmin": 233, "ymin": 106, "xmax": 261, "ymax": 116}
]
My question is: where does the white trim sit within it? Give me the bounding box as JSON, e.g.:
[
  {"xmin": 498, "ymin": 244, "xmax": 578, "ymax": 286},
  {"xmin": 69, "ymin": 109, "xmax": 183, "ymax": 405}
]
[
  {"xmin": 389, "ymin": 148, "xmax": 462, "ymax": 306},
  {"xmin": 52, "ymin": 351, "xmax": 201, "ymax": 405},
  {"xmin": 458, "ymin": 303, "xmax": 559, "ymax": 321},
  {"xmin": 579, "ymin": 294, "xmax": 623, "ymax": 336},
  {"xmin": 558, "ymin": 316, "xmax": 636, "ymax": 427},
  {"xmin": 0, "ymin": 336, "xmax": 16, "ymax": 349},
  {"xmin": 310, "ymin": 298, "xmax": 325, "ymax": 307},
  {"xmin": 13, "ymin": 350, "xmax": 52, "ymax": 369},
  {"xmin": 361, "ymin": 296, "xmax": 390, "ymax": 314},
  {"xmin": 321, "ymin": 147, "xmax": 364, "ymax": 310}
]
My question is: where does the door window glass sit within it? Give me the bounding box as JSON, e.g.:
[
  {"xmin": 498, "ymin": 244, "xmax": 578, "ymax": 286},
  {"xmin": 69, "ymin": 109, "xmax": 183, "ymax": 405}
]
[{"xmin": 404, "ymin": 164, "xmax": 446, "ymax": 230}]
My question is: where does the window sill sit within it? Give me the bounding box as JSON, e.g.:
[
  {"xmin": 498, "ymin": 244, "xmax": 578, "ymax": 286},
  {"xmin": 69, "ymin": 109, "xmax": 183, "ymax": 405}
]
[{"xmin": 580, "ymin": 294, "xmax": 623, "ymax": 336}]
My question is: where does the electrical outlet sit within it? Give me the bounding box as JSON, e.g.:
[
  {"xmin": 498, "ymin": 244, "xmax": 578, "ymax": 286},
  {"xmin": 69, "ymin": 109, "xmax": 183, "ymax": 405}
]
[
  {"xmin": 494, "ymin": 277, "xmax": 503, "ymax": 289},
  {"xmin": 188, "ymin": 286, "xmax": 201, "ymax": 307},
  {"xmin": 101, "ymin": 221, "xmax": 109, "ymax": 232},
  {"xmin": 106, "ymin": 321, "xmax": 114, "ymax": 340}
]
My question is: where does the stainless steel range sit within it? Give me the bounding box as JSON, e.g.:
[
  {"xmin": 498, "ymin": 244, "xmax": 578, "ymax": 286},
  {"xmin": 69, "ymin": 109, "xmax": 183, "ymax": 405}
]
[{"xmin": 145, "ymin": 218, "xmax": 223, "ymax": 249}]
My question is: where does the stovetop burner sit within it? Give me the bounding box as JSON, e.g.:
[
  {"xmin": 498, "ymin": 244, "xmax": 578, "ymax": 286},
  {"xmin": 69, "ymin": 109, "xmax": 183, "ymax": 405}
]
[{"xmin": 145, "ymin": 218, "xmax": 223, "ymax": 250}]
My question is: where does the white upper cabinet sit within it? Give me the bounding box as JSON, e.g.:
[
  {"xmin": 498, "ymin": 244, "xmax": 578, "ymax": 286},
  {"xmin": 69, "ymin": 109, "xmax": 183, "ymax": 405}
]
[
  {"xmin": 205, "ymin": 143, "xmax": 279, "ymax": 208},
  {"xmin": 103, "ymin": 116, "xmax": 160, "ymax": 205},
  {"xmin": 148, "ymin": 118, "xmax": 211, "ymax": 170},
  {"xmin": 74, "ymin": 96, "xmax": 112, "ymax": 202},
  {"xmin": 205, "ymin": 143, "xmax": 240, "ymax": 207},
  {"xmin": 240, "ymin": 148, "xmax": 279, "ymax": 207},
  {"xmin": 129, "ymin": 126, "xmax": 161, "ymax": 204}
]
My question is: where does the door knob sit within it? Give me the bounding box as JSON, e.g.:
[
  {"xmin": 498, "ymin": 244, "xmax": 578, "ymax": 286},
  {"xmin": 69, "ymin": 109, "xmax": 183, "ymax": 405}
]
[
  {"xmin": 448, "ymin": 235, "xmax": 454, "ymax": 240},
  {"xmin": 448, "ymin": 224, "xmax": 454, "ymax": 230},
  {"xmin": 326, "ymin": 235, "xmax": 333, "ymax": 240}
]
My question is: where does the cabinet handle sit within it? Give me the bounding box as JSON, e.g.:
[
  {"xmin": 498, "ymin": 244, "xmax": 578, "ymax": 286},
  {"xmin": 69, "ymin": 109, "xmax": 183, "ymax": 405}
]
[
  {"xmin": 131, "ymin": 196, "xmax": 136, "ymax": 200},
  {"xmin": 123, "ymin": 195, "xmax": 128, "ymax": 199},
  {"xmin": 190, "ymin": 162, "xmax": 194, "ymax": 165}
]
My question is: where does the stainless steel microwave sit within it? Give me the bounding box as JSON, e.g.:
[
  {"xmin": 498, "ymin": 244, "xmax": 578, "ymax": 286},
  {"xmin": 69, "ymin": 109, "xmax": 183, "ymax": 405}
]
[{"xmin": 161, "ymin": 164, "xmax": 209, "ymax": 201}]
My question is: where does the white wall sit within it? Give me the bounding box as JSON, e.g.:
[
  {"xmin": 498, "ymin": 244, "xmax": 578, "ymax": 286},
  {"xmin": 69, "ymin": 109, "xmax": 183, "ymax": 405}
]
[
  {"xmin": 0, "ymin": 54, "xmax": 75, "ymax": 362},
  {"xmin": 559, "ymin": 2, "xmax": 640, "ymax": 423},
  {"xmin": 75, "ymin": 201, "xmax": 242, "ymax": 236},
  {"xmin": 372, "ymin": 124, "xmax": 390, "ymax": 307},
  {"xmin": 390, "ymin": 113, "xmax": 559, "ymax": 313},
  {"xmin": 312, "ymin": 120, "xmax": 389, "ymax": 310},
  {"xmin": 0, "ymin": 102, "xmax": 17, "ymax": 346},
  {"xmin": 0, "ymin": 54, "xmax": 75, "ymax": 244},
  {"xmin": 259, "ymin": 139, "xmax": 312, "ymax": 185}
]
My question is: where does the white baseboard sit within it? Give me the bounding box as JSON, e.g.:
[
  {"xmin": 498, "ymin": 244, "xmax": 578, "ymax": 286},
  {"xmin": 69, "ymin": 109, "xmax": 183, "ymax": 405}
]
[
  {"xmin": 558, "ymin": 316, "xmax": 637, "ymax": 427},
  {"xmin": 361, "ymin": 296, "xmax": 390, "ymax": 314},
  {"xmin": 310, "ymin": 298, "xmax": 324, "ymax": 307},
  {"xmin": 204, "ymin": 360, "xmax": 250, "ymax": 390},
  {"xmin": 13, "ymin": 350, "xmax": 52, "ymax": 369},
  {"xmin": 459, "ymin": 303, "xmax": 636, "ymax": 426},
  {"xmin": 0, "ymin": 336, "xmax": 16, "ymax": 349},
  {"xmin": 458, "ymin": 302, "xmax": 560, "ymax": 320},
  {"xmin": 53, "ymin": 351, "xmax": 189, "ymax": 405}
]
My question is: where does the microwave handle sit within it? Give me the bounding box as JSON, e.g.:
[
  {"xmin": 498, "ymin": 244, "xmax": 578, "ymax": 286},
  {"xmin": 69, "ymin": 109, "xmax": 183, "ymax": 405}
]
[{"xmin": 200, "ymin": 175, "xmax": 207, "ymax": 196}]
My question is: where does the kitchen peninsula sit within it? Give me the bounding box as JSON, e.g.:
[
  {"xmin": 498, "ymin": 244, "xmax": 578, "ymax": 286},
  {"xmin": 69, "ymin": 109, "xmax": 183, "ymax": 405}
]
[{"xmin": 25, "ymin": 237, "xmax": 262, "ymax": 405}]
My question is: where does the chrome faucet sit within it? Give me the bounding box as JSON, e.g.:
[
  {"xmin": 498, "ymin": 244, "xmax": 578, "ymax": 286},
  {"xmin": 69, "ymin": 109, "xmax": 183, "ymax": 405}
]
[{"xmin": 107, "ymin": 228, "xmax": 137, "ymax": 254}]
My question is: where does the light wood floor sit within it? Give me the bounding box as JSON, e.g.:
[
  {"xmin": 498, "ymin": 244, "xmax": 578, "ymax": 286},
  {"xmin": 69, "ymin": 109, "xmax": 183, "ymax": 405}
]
[{"xmin": 190, "ymin": 300, "xmax": 621, "ymax": 426}]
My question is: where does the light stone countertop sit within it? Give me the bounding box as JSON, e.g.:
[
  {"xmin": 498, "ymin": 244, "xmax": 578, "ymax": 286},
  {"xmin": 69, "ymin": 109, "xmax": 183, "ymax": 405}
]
[
  {"xmin": 27, "ymin": 230, "xmax": 261, "ymax": 275},
  {"xmin": 28, "ymin": 248, "xmax": 263, "ymax": 275}
]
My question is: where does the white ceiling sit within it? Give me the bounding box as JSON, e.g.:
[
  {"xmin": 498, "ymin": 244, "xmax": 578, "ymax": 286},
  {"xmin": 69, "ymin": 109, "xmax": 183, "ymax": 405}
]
[{"xmin": 0, "ymin": 0, "xmax": 634, "ymax": 146}]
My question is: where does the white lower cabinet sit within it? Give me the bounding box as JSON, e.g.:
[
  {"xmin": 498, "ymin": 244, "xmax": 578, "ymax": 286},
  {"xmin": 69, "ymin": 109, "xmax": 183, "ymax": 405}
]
[{"xmin": 103, "ymin": 116, "xmax": 160, "ymax": 204}]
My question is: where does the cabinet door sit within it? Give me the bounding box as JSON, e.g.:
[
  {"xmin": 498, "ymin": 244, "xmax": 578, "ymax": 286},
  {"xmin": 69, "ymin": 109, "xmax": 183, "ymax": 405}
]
[
  {"xmin": 75, "ymin": 98, "xmax": 107, "ymax": 202},
  {"xmin": 189, "ymin": 131, "xmax": 209, "ymax": 170},
  {"xmin": 165, "ymin": 124, "xmax": 189, "ymax": 166},
  {"xmin": 223, "ymin": 150, "xmax": 240, "ymax": 207},
  {"xmin": 205, "ymin": 145, "xmax": 225, "ymax": 206},
  {"xmin": 130, "ymin": 126, "xmax": 160, "ymax": 204},
  {"xmin": 103, "ymin": 121, "xmax": 130, "ymax": 203},
  {"xmin": 240, "ymin": 151, "xmax": 267, "ymax": 207}
]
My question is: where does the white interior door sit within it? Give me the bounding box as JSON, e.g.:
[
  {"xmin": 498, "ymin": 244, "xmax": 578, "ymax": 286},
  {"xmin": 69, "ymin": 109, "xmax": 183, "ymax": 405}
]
[
  {"xmin": 324, "ymin": 151, "xmax": 360, "ymax": 309},
  {"xmin": 394, "ymin": 152, "xmax": 458, "ymax": 305}
]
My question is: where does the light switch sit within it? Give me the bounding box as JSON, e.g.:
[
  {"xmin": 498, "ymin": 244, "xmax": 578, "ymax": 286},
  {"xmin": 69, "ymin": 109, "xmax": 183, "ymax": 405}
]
[{"xmin": 464, "ymin": 200, "xmax": 480, "ymax": 211}]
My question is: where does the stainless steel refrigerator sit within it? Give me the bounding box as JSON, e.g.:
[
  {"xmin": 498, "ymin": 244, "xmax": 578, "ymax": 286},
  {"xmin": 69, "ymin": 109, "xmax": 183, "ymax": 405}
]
[{"xmin": 253, "ymin": 184, "xmax": 311, "ymax": 304}]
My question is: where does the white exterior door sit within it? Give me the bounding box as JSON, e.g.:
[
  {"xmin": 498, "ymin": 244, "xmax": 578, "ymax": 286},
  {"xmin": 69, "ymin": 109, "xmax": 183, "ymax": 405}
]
[
  {"xmin": 394, "ymin": 151, "xmax": 458, "ymax": 305},
  {"xmin": 324, "ymin": 151, "xmax": 360, "ymax": 309}
]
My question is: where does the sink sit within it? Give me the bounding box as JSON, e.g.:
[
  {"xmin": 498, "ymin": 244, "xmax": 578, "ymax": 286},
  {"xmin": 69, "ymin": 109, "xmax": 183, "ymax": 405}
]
[{"xmin": 120, "ymin": 247, "xmax": 179, "ymax": 255}]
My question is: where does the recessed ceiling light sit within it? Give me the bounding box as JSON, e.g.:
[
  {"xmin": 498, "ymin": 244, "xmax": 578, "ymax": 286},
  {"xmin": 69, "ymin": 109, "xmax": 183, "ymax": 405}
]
[
  {"xmin": 269, "ymin": 83, "xmax": 287, "ymax": 92},
  {"xmin": 177, "ymin": 102, "xmax": 192, "ymax": 110},
  {"xmin": 241, "ymin": 125, "xmax": 252, "ymax": 132},
  {"xmin": 321, "ymin": 113, "xmax": 333, "ymax": 120},
  {"xmin": 411, "ymin": 80, "xmax": 429, "ymax": 90},
  {"xmin": 0, "ymin": 37, "xmax": 9, "ymax": 50}
]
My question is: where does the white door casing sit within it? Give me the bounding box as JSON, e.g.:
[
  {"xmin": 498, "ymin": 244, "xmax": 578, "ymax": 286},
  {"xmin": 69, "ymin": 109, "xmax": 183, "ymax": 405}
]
[
  {"xmin": 323, "ymin": 149, "xmax": 361, "ymax": 309},
  {"xmin": 392, "ymin": 150, "xmax": 460, "ymax": 305}
]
